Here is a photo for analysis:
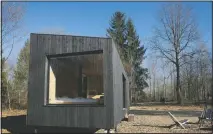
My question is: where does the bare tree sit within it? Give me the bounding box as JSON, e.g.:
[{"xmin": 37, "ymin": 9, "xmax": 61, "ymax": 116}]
[
  {"xmin": 151, "ymin": 60, "xmax": 157, "ymax": 101},
  {"xmin": 179, "ymin": 41, "xmax": 212, "ymax": 104},
  {"xmin": 151, "ymin": 3, "xmax": 199, "ymax": 105},
  {"xmin": 148, "ymin": 68, "xmax": 152, "ymax": 99},
  {"xmin": 160, "ymin": 59, "xmax": 167, "ymax": 99},
  {"xmin": 6, "ymin": 79, "xmax": 11, "ymax": 110},
  {"xmin": 2, "ymin": 2, "xmax": 26, "ymax": 61}
]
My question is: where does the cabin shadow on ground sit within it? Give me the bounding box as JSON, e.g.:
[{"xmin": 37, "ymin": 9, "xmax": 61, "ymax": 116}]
[{"xmin": 2, "ymin": 115, "xmax": 98, "ymax": 134}]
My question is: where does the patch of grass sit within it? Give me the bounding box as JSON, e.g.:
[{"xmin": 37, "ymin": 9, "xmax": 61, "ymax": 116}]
[{"xmin": 2, "ymin": 109, "xmax": 27, "ymax": 117}]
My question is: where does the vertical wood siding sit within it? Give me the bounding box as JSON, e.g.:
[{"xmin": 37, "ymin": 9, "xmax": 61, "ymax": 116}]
[
  {"xmin": 27, "ymin": 34, "xmax": 111, "ymax": 128},
  {"xmin": 111, "ymin": 40, "xmax": 130, "ymax": 128},
  {"xmin": 27, "ymin": 33, "xmax": 127, "ymax": 129}
]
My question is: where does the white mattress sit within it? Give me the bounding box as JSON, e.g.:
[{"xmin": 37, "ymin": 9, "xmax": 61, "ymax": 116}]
[{"xmin": 54, "ymin": 97, "xmax": 97, "ymax": 103}]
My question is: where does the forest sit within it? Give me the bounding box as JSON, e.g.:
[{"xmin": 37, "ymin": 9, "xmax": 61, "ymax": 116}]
[{"xmin": 1, "ymin": 2, "xmax": 212, "ymax": 111}]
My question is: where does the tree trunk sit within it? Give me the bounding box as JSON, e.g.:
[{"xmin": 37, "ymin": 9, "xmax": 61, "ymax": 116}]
[
  {"xmin": 163, "ymin": 77, "xmax": 166, "ymax": 98},
  {"xmin": 187, "ymin": 79, "xmax": 191, "ymax": 101},
  {"xmin": 7, "ymin": 80, "xmax": 11, "ymax": 110},
  {"xmin": 203, "ymin": 83, "xmax": 206, "ymax": 102},
  {"xmin": 149, "ymin": 73, "xmax": 152, "ymax": 100},
  {"xmin": 157, "ymin": 80, "xmax": 160, "ymax": 101},
  {"xmin": 189, "ymin": 56, "xmax": 193, "ymax": 101},
  {"xmin": 129, "ymin": 58, "xmax": 135, "ymax": 104},
  {"xmin": 130, "ymin": 67, "xmax": 133, "ymax": 103},
  {"xmin": 170, "ymin": 65, "xmax": 174, "ymax": 101},
  {"xmin": 196, "ymin": 61, "xmax": 200, "ymax": 103},
  {"xmin": 19, "ymin": 91, "xmax": 21, "ymax": 105},
  {"xmin": 153, "ymin": 73, "xmax": 156, "ymax": 101},
  {"xmin": 172, "ymin": 65, "xmax": 176, "ymax": 101},
  {"xmin": 176, "ymin": 64, "xmax": 183, "ymax": 105}
]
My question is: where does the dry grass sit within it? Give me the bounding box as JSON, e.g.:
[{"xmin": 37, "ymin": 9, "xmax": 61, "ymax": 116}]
[{"xmin": 2, "ymin": 109, "xmax": 26, "ymax": 117}]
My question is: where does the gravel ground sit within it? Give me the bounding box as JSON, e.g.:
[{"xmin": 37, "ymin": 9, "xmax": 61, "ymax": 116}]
[
  {"xmin": 96, "ymin": 115, "xmax": 212, "ymax": 133},
  {"xmin": 96, "ymin": 104, "xmax": 212, "ymax": 133},
  {"xmin": 130, "ymin": 104, "xmax": 203, "ymax": 111},
  {"xmin": 2, "ymin": 104, "xmax": 212, "ymax": 133}
]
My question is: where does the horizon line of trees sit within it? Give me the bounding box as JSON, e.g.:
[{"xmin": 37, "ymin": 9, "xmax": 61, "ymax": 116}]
[
  {"xmin": 2, "ymin": 6, "xmax": 149, "ymax": 109},
  {"xmin": 2, "ymin": 2, "xmax": 212, "ymax": 110}
]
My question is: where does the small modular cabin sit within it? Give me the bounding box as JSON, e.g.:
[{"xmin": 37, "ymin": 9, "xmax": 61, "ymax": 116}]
[{"xmin": 27, "ymin": 33, "xmax": 129, "ymax": 131}]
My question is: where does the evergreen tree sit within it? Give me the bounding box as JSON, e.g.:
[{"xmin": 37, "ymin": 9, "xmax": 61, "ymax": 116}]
[
  {"xmin": 135, "ymin": 65, "xmax": 149, "ymax": 89},
  {"xmin": 13, "ymin": 39, "xmax": 30, "ymax": 108},
  {"xmin": 107, "ymin": 11, "xmax": 127, "ymax": 59},
  {"xmin": 125, "ymin": 18, "xmax": 139, "ymax": 89},
  {"xmin": 125, "ymin": 18, "xmax": 148, "ymax": 90},
  {"xmin": 107, "ymin": 12, "xmax": 149, "ymax": 93}
]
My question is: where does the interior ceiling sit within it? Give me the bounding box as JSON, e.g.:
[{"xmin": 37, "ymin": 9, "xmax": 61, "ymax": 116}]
[{"xmin": 50, "ymin": 54, "xmax": 103, "ymax": 76}]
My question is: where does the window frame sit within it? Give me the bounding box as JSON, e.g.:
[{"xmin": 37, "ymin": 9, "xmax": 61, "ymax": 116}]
[{"xmin": 44, "ymin": 50, "xmax": 105, "ymax": 106}]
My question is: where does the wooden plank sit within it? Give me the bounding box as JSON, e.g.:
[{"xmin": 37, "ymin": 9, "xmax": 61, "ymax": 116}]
[
  {"xmin": 27, "ymin": 33, "xmax": 110, "ymax": 129},
  {"xmin": 103, "ymin": 39, "xmax": 114, "ymax": 129},
  {"xmin": 78, "ymin": 65, "xmax": 83, "ymax": 97},
  {"xmin": 66, "ymin": 36, "xmax": 72, "ymax": 53},
  {"xmin": 27, "ymin": 33, "xmax": 37, "ymax": 125},
  {"xmin": 111, "ymin": 39, "xmax": 130, "ymax": 128}
]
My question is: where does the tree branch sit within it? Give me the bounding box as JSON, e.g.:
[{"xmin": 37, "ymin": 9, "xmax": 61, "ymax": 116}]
[{"xmin": 5, "ymin": 35, "xmax": 14, "ymax": 61}]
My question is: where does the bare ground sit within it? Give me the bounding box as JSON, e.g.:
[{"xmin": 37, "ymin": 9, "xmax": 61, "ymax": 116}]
[
  {"xmin": 97, "ymin": 103, "xmax": 212, "ymax": 133},
  {"xmin": 1, "ymin": 103, "xmax": 212, "ymax": 133}
]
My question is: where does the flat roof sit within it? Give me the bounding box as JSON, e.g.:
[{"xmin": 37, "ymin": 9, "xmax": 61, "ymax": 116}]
[{"xmin": 31, "ymin": 33, "xmax": 112, "ymax": 39}]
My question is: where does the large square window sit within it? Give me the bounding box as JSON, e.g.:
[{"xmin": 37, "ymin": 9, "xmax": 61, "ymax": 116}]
[{"xmin": 46, "ymin": 52, "xmax": 104, "ymax": 105}]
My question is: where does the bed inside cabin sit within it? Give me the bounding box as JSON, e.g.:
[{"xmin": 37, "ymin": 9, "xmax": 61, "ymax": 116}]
[{"xmin": 47, "ymin": 52, "xmax": 104, "ymax": 105}]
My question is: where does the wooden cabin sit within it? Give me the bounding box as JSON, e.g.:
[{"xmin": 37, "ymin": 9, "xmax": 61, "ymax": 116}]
[{"xmin": 27, "ymin": 33, "xmax": 130, "ymax": 131}]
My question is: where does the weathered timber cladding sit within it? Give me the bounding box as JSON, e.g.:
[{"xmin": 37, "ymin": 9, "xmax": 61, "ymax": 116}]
[
  {"xmin": 112, "ymin": 40, "xmax": 130, "ymax": 128},
  {"xmin": 27, "ymin": 33, "xmax": 129, "ymax": 129}
]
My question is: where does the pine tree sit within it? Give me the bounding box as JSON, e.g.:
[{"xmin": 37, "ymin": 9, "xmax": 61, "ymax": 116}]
[
  {"xmin": 107, "ymin": 11, "xmax": 127, "ymax": 59},
  {"xmin": 107, "ymin": 12, "xmax": 149, "ymax": 90},
  {"xmin": 135, "ymin": 65, "xmax": 149, "ymax": 89},
  {"xmin": 107, "ymin": 12, "xmax": 149, "ymax": 103},
  {"xmin": 13, "ymin": 39, "xmax": 30, "ymax": 108},
  {"xmin": 125, "ymin": 18, "xmax": 139, "ymax": 89},
  {"xmin": 125, "ymin": 18, "xmax": 148, "ymax": 90}
]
